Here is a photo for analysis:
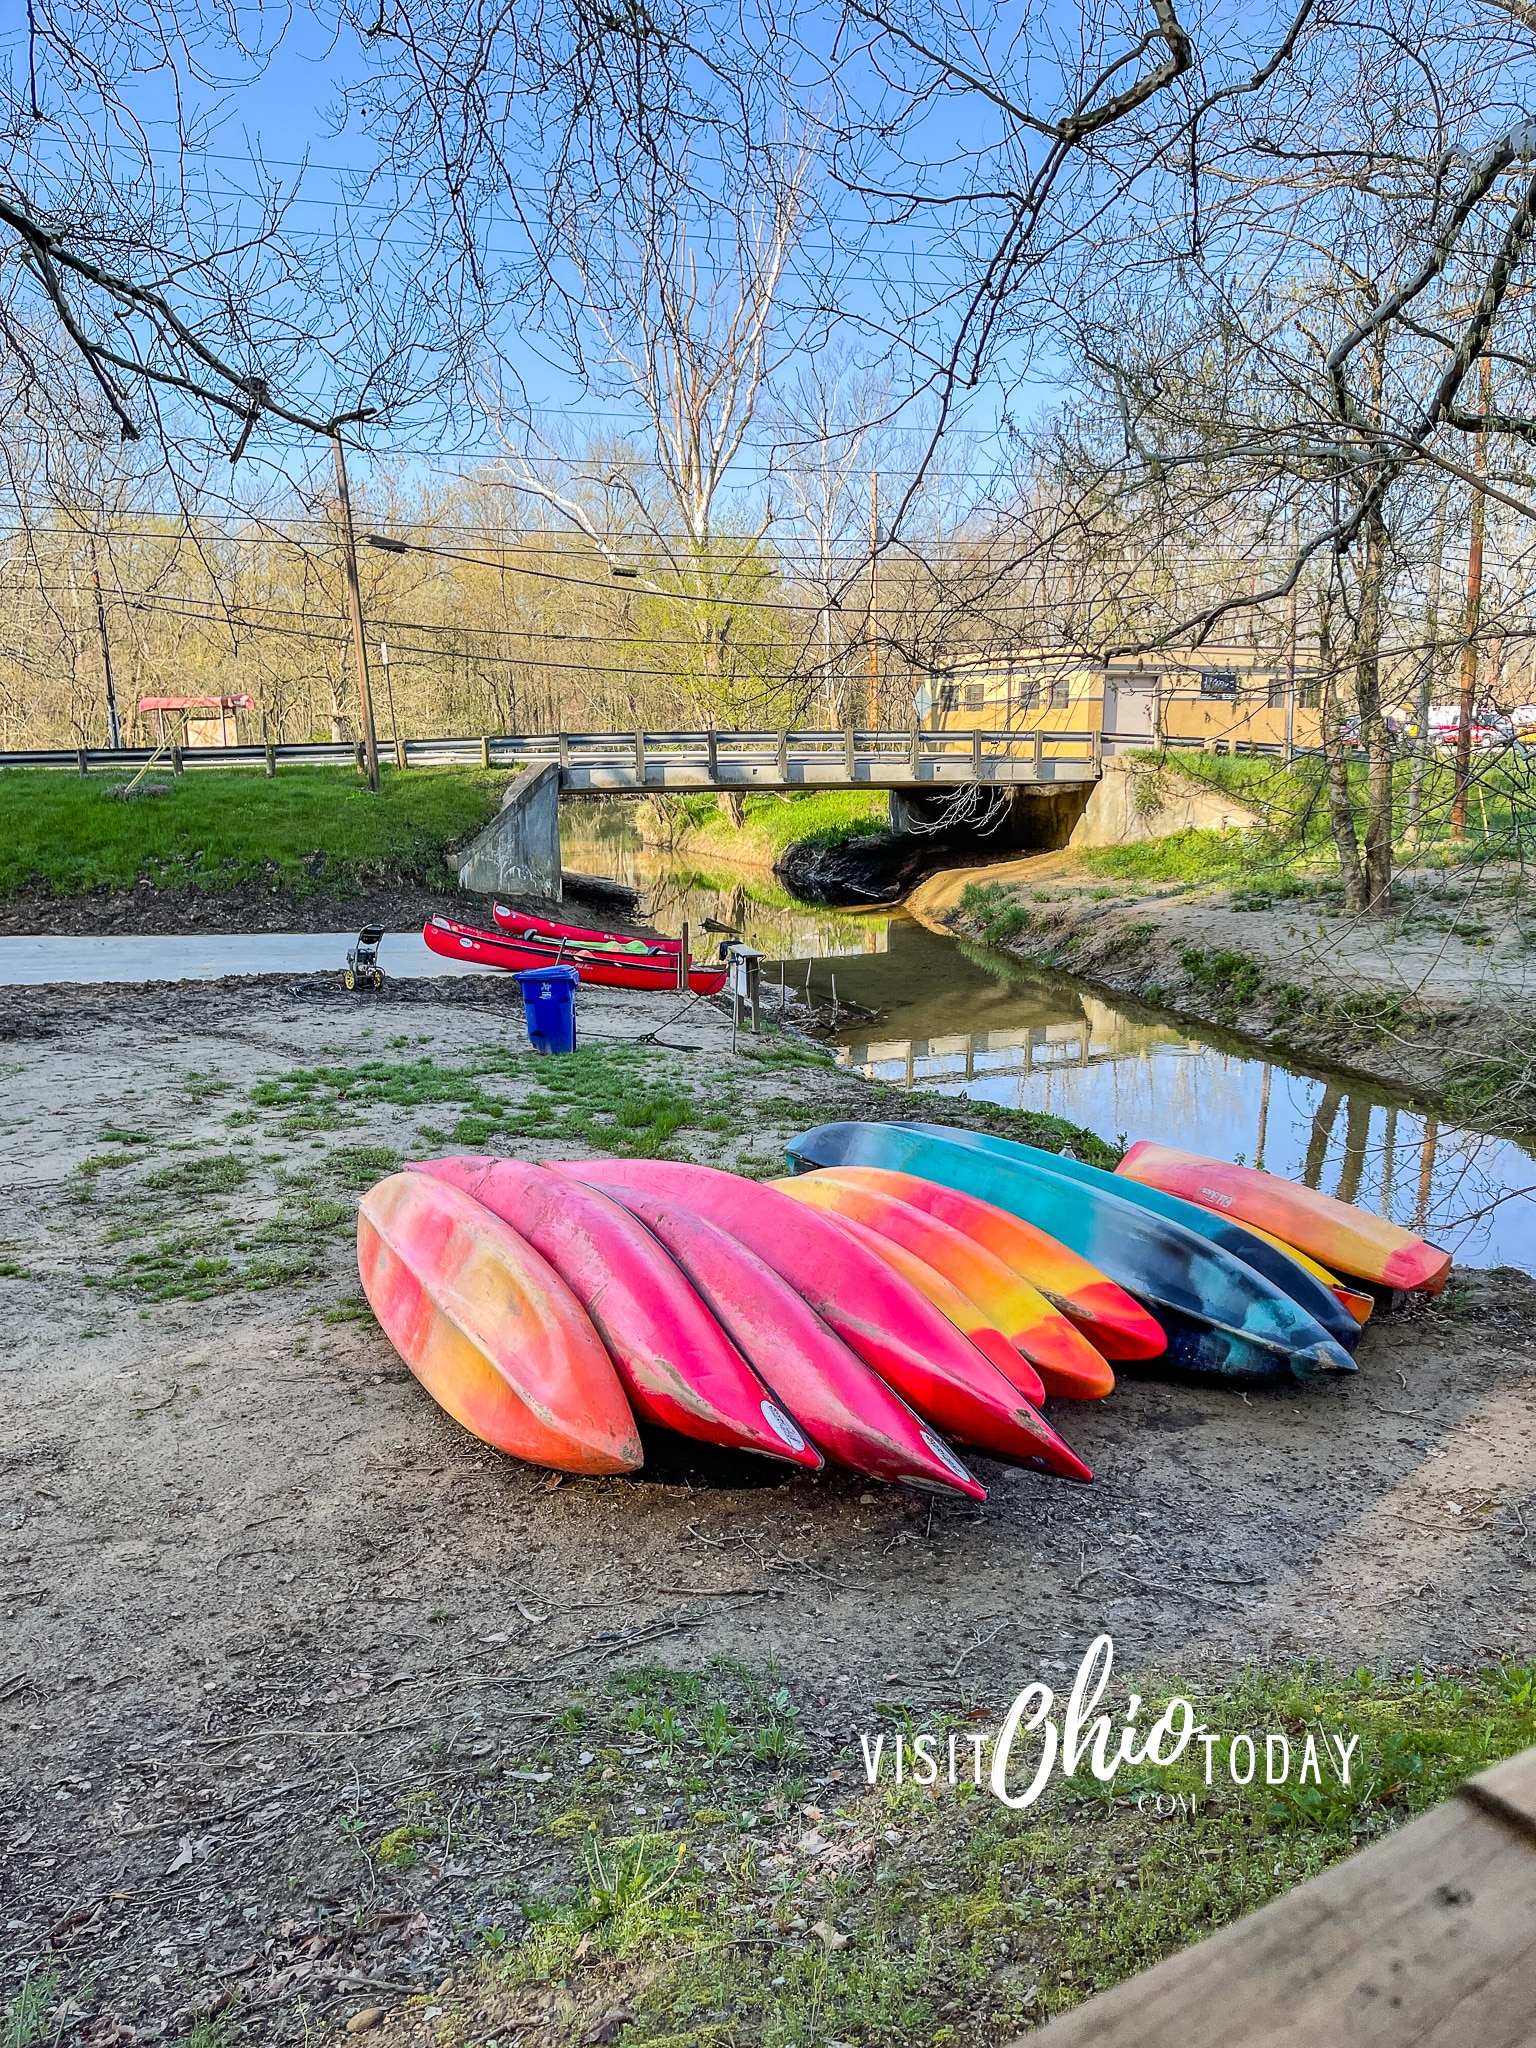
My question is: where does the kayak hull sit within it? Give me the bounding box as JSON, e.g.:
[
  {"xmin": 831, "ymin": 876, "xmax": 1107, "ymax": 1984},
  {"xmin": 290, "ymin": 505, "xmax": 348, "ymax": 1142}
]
[
  {"xmin": 799, "ymin": 1165, "xmax": 1160, "ymax": 1363},
  {"xmin": 357, "ymin": 1172, "xmax": 642, "ymax": 1472},
  {"xmin": 411, "ymin": 1157, "xmax": 819, "ymax": 1468},
  {"xmin": 1116, "ymin": 1141, "xmax": 1452, "ymax": 1295},
  {"xmin": 556, "ymin": 1158, "xmax": 1091, "ymax": 1482},
  {"xmin": 424, "ymin": 914, "xmax": 728, "ymax": 995},
  {"xmin": 785, "ymin": 1123, "xmax": 1357, "ymax": 1381},
  {"xmin": 493, "ymin": 903, "xmax": 683, "ymax": 955},
  {"xmin": 906, "ymin": 1127, "xmax": 1363, "ymax": 1351},
  {"xmin": 571, "ymin": 1175, "xmax": 988, "ymax": 1495},
  {"xmin": 770, "ymin": 1173, "xmax": 1112, "ymax": 1403}
]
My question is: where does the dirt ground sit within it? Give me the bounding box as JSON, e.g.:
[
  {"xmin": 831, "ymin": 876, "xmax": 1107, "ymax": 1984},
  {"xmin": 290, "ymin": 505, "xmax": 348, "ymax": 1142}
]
[{"xmin": 3, "ymin": 975, "xmax": 1534, "ymax": 2044}]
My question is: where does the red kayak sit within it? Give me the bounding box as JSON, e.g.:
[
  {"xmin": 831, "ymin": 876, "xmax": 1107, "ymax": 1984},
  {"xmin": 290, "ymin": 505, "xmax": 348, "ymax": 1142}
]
[
  {"xmin": 493, "ymin": 903, "xmax": 685, "ymax": 955},
  {"xmin": 424, "ymin": 915, "xmax": 729, "ymax": 995},
  {"xmin": 412, "ymin": 1157, "xmax": 819, "ymax": 1469},
  {"xmin": 575, "ymin": 1175, "xmax": 986, "ymax": 1496},
  {"xmin": 557, "ymin": 1159, "xmax": 1092, "ymax": 1484}
]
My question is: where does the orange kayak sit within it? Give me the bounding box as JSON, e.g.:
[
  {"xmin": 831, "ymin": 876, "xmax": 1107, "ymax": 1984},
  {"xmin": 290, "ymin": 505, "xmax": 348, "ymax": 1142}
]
[
  {"xmin": 797, "ymin": 1165, "xmax": 1162, "ymax": 1364},
  {"xmin": 1116, "ymin": 1141, "xmax": 1451, "ymax": 1294},
  {"xmin": 818, "ymin": 1207, "xmax": 1047, "ymax": 1402},
  {"xmin": 357, "ymin": 1171, "xmax": 642, "ymax": 1473},
  {"xmin": 772, "ymin": 1173, "xmax": 1114, "ymax": 1403},
  {"xmin": 411, "ymin": 1156, "xmax": 820, "ymax": 1469}
]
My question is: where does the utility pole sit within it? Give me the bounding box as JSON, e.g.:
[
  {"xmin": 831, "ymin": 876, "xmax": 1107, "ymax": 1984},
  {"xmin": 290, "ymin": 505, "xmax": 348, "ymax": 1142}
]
[
  {"xmin": 1452, "ymin": 355, "xmax": 1491, "ymax": 840},
  {"xmin": 332, "ymin": 432, "xmax": 380, "ymax": 792},
  {"xmin": 88, "ymin": 536, "xmax": 122, "ymax": 750},
  {"xmin": 867, "ymin": 471, "xmax": 879, "ymax": 728}
]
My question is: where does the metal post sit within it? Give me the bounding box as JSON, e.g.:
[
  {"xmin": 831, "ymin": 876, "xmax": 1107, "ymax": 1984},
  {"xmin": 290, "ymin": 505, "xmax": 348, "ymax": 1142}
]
[
  {"xmin": 77, "ymin": 745, "xmax": 88, "ymax": 776},
  {"xmin": 1032, "ymin": 730, "xmax": 1043, "ymax": 776},
  {"xmin": 706, "ymin": 727, "xmax": 719, "ymax": 783},
  {"xmin": 379, "ymin": 639, "xmax": 401, "ymax": 767},
  {"xmin": 677, "ymin": 919, "xmax": 690, "ymax": 994},
  {"xmin": 331, "ymin": 433, "xmax": 380, "ymax": 792},
  {"xmin": 909, "ymin": 719, "xmax": 920, "ymax": 775},
  {"xmin": 265, "ymin": 743, "xmax": 276, "ymax": 778},
  {"xmin": 634, "ymin": 729, "xmax": 647, "ymax": 783},
  {"xmin": 845, "ymin": 723, "xmax": 856, "ymax": 779},
  {"xmin": 971, "ymin": 726, "xmax": 983, "ymax": 779},
  {"xmin": 777, "ymin": 729, "xmax": 789, "ymax": 780},
  {"xmin": 481, "ymin": 735, "xmax": 491, "ymax": 769}
]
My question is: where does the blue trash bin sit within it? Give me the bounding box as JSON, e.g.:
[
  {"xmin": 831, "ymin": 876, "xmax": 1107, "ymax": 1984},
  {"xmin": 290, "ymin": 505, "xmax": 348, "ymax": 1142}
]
[{"xmin": 514, "ymin": 964, "xmax": 579, "ymax": 1055}]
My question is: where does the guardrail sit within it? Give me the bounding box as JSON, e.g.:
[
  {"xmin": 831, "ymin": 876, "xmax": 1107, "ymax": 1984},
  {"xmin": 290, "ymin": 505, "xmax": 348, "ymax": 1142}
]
[{"xmin": 0, "ymin": 726, "xmax": 1106, "ymax": 789}]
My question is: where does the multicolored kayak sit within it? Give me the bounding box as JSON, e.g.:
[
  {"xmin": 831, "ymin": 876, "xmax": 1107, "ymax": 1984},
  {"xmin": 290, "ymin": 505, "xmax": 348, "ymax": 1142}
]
[
  {"xmin": 896, "ymin": 1126, "xmax": 1364, "ymax": 1352},
  {"xmin": 798, "ymin": 1168, "xmax": 1162, "ymax": 1363},
  {"xmin": 411, "ymin": 1157, "xmax": 819, "ymax": 1469},
  {"xmin": 423, "ymin": 914, "xmax": 729, "ymax": 995},
  {"xmin": 357, "ymin": 1171, "xmax": 642, "ymax": 1472},
  {"xmin": 1116, "ymin": 1141, "xmax": 1452, "ymax": 1295},
  {"xmin": 556, "ymin": 1160, "xmax": 1091, "ymax": 1481},
  {"xmin": 814, "ymin": 1207, "xmax": 1053, "ymax": 1399},
  {"xmin": 784, "ymin": 1125, "xmax": 1357, "ymax": 1382},
  {"xmin": 770, "ymin": 1173, "xmax": 1111, "ymax": 1403},
  {"xmin": 570, "ymin": 1174, "xmax": 988, "ymax": 1496},
  {"xmin": 1235, "ymin": 1218, "xmax": 1374, "ymax": 1327}
]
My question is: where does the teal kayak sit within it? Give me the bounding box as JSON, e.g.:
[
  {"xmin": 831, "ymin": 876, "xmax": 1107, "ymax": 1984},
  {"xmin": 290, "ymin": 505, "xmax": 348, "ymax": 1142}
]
[
  {"xmin": 785, "ymin": 1122, "xmax": 1357, "ymax": 1382},
  {"xmin": 897, "ymin": 1123, "xmax": 1360, "ymax": 1352}
]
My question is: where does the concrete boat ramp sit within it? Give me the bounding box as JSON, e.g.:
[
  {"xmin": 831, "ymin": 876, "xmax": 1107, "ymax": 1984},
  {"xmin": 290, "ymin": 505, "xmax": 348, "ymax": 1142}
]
[{"xmin": 0, "ymin": 930, "xmax": 495, "ymax": 987}]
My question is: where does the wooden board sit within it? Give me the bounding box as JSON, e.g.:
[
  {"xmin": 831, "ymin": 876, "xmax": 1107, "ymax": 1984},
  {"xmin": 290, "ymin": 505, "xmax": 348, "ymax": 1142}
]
[{"xmin": 1033, "ymin": 1748, "xmax": 1536, "ymax": 2046}]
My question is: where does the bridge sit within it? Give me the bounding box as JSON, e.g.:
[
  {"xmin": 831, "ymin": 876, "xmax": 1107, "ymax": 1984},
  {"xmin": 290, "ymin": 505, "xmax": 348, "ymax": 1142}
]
[{"xmin": 0, "ymin": 724, "xmax": 1104, "ymax": 790}]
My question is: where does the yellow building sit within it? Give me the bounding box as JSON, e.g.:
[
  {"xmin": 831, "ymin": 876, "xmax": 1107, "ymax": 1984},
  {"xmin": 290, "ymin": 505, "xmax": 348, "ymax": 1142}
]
[{"xmin": 921, "ymin": 643, "xmax": 1325, "ymax": 756}]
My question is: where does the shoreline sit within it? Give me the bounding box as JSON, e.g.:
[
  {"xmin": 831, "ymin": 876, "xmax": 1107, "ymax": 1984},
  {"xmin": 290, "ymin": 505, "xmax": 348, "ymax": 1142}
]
[{"xmin": 907, "ymin": 851, "xmax": 1536, "ymax": 1138}]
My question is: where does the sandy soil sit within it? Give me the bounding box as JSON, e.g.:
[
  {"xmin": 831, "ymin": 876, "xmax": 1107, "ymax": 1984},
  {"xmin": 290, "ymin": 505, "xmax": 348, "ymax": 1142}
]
[
  {"xmin": 3, "ymin": 976, "xmax": 1534, "ymax": 2043},
  {"xmin": 910, "ymin": 852, "xmax": 1536, "ymax": 1121}
]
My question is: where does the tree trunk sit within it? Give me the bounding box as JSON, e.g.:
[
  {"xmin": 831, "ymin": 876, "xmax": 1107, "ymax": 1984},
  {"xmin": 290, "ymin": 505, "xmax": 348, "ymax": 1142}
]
[
  {"xmin": 1319, "ymin": 595, "xmax": 1367, "ymax": 911},
  {"xmin": 717, "ymin": 789, "xmax": 745, "ymax": 828},
  {"xmin": 1353, "ymin": 512, "xmax": 1394, "ymax": 909}
]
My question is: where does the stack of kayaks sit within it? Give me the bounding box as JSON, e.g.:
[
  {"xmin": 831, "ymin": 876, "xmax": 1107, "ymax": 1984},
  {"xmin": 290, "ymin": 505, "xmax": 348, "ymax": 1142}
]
[
  {"xmin": 783, "ymin": 1123, "xmax": 1450, "ymax": 1381},
  {"xmin": 357, "ymin": 1155, "xmax": 1099, "ymax": 1495},
  {"xmin": 355, "ymin": 1124, "xmax": 1450, "ymax": 1489}
]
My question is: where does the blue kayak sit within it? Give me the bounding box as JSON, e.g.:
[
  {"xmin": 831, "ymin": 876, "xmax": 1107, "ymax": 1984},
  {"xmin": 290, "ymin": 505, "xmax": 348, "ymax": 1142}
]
[
  {"xmin": 894, "ymin": 1122, "xmax": 1361, "ymax": 1352},
  {"xmin": 785, "ymin": 1122, "xmax": 1357, "ymax": 1382}
]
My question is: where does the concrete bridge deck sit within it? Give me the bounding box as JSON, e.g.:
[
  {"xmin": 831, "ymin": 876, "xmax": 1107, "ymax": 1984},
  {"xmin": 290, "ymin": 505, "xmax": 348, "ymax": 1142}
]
[{"xmin": 0, "ymin": 726, "xmax": 1103, "ymax": 791}]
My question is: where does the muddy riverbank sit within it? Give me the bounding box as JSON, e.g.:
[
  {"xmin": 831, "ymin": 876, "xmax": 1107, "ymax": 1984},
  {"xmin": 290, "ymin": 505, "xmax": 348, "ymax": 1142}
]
[{"xmin": 911, "ymin": 851, "xmax": 1536, "ymax": 1135}]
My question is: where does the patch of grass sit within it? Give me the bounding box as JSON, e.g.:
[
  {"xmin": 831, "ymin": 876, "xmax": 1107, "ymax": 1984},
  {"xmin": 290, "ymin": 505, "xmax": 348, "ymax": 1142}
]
[
  {"xmin": 143, "ymin": 1153, "xmax": 250, "ymax": 1198},
  {"xmin": 3, "ymin": 1969, "xmax": 60, "ymax": 2048},
  {"xmin": 104, "ymin": 1190, "xmax": 351, "ymax": 1301},
  {"xmin": 1077, "ymin": 827, "xmax": 1271, "ymax": 886},
  {"xmin": 459, "ymin": 1659, "xmax": 1534, "ymax": 2048},
  {"xmin": 683, "ymin": 788, "xmax": 890, "ymax": 859},
  {"xmin": 324, "ymin": 1292, "xmax": 376, "ymax": 1324},
  {"xmin": 0, "ymin": 764, "xmax": 507, "ymax": 899},
  {"xmin": 1180, "ymin": 945, "xmax": 1265, "ymax": 1006},
  {"xmin": 958, "ymin": 880, "xmax": 1036, "ymax": 948},
  {"xmin": 324, "ymin": 1143, "xmax": 402, "ymax": 1189}
]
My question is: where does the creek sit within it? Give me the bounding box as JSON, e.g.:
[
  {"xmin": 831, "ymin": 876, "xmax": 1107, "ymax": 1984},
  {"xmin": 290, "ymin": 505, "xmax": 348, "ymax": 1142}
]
[{"xmin": 560, "ymin": 799, "xmax": 1536, "ymax": 1274}]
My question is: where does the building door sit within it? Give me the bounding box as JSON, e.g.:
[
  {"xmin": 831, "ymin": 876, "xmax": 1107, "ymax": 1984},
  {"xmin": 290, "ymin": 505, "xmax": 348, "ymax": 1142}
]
[{"xmin": 1105, "ymin": 673, "xmax": 1157, "ymax": 743}]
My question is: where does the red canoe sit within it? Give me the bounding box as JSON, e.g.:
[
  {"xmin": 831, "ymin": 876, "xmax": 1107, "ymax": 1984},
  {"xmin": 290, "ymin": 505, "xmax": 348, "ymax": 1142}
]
[
  {"xmin": 412, "ymin": 1157, "xmax": 819, "ymax": 1469},
  {"xmin": 424, "ymin": 915, "xmax": 728, "ymax": 995},
  {"xmin": 493, "ymin": 903, "xmax": 685, "ymax": 955},
  {"xmin": 575, "ymin": 1175, "xmax": 987, "ymax": 1496},
  {"xmin": 557, "ymin": 1159, "xmax": 1092, "ymax": 1484}
]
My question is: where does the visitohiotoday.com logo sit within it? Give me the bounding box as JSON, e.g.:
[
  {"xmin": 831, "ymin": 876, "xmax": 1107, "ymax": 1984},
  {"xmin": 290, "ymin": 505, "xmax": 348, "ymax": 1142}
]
[{"xmin": 859, "ymin": 1636, "xmax": 1362, "ymax": 1809}]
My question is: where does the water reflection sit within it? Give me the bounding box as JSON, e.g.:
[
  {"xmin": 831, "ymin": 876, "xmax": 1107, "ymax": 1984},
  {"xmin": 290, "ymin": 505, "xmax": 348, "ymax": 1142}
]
[
  {"xmin": 833, "ymin": 943, "xmax": 1536, "ymax": 1273},
  {"xmin": 557, "ymin": 798, "xmax": 1536, "ymax": 1274}
]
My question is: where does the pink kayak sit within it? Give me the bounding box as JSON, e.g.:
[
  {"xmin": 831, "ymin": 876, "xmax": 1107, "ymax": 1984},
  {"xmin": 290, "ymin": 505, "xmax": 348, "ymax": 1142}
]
[
  {"xmin": 558, "ymin": 1160, "xmax": 1092, "ymax": 1484},
  {"xmin": 573, "ymin": 1173, "xmax": 985, "ymax": 1496},
  {"xmin": 412, "ymin": 1157, "xmax": 820, "ymax": 1470}
]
